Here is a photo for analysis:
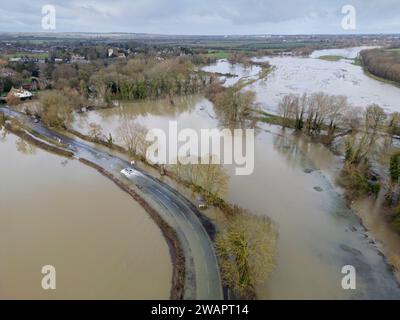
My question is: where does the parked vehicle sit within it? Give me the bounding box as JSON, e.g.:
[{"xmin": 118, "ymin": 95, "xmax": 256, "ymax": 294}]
[
  {"xmin": 198, "ymin": 203, "xmax": 207, "ymax": 210},
  {"xmin": 120, "ymin": 167, "xmax": 136, "ymax": 178}
]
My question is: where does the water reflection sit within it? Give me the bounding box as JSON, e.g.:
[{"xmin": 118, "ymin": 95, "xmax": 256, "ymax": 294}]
[
  {"xmin": 73, "ymin": 95, "xmax": 221, "ymax": 152},
  {"xmin": 77, "ymin": 95, "xmax": 198, "ymax": 129},
  {"xmin": 15, "ymin": 138, "xmax": 36, "ymax": 155},
  {"xmin": 272, "ymin": 133, "xmax": 308, "ymax": 169}
]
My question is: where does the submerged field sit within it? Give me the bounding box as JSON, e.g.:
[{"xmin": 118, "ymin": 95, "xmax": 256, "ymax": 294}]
[{"xmin": 0, "ymin": 131, "xmax": 172, "ymax": 299}]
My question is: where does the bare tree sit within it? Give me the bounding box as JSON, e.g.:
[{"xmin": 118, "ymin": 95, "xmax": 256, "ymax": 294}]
[
  {"xmin": 342, "ymin": 106, "xmax": 363, "ymax": 132},
  {"xmin": 326, "ymin": 95, "xmax": 348, "ymax": 137},
  {"xmin": 278, "ymin": 94, "xmax": 299, "ymax": 128},
  {"xmin": 308, "ymin": 92, "xmax": 332, "ymax": 135},
  {"xmin": 388, "ymin": 112, "xmax": 400, "ymax": 139},
  {"xmin": 294, "ymin": 93, "xmax": 308, "ymax": 131},
  {"xmin": 117, "ymin": 121, "xmax": 150, "ymax": 159},
  {"xmin": 365, "ymin": 104, "xmax": 386, "ymax": 134}
]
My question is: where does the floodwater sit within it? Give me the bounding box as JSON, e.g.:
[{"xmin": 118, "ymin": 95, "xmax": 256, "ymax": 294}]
[
  {"xmin": 71, "ymin": 47, "xmax": 400, "ymax": 299},
  {"xmin": 73, "ymin": 95, "xmax": 219, "ymax": 144},
  {"xmin": 202, "ymin": 60, "xmax": 261, "ymax": 87},
  {"xmin": 0, "ymin": 130, "xmax": 172, "ymax": 299},
  {"xmin": 205, "ymin": 47, "xmax": 400, "ymax": 113},
  {"xmin": 225, "ymin": 126, "xmax": 400, "ymax": 299},
  {"xmin": 352, "ymin": 196, "xmax": 400, "ymax": 282}
]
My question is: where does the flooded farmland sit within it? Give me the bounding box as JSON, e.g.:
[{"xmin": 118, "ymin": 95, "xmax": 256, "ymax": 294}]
[
  {"xmin": 0, "ymin": 130, "xmax": 172, "ymax": 299},
  {"xmin": 204, "ymin": 47, "xmax": 400, "ymax": 113}
]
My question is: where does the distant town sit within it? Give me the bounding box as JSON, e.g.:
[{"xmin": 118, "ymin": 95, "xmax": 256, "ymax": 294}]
[{"xmin": 0, "ymin": 32, "xmax": 399, "ymax": 101}]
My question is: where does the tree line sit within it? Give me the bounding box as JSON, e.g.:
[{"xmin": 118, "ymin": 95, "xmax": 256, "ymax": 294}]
[
  {"xmin": 88, "ymin": 57, "xmax": 213, "ymax": 102},
  {"xmin": 277, "ymin": 92, "xmax": 356, "ymax": 142},
  {"xmin": 360, "ymin": 48, "xmax": 400, "ymax": 84},
  {"xmin": 277, "ymin": 92, "xmax": 400, "ymax": 234}
]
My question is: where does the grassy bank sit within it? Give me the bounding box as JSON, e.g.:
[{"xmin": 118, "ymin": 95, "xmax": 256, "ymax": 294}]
[
  {"xmin": 362, "ymin": 66, "xmax": 400, "ymax": 88},
  {"xmin": 255, "ymin": 109, "xmax": 296, "ymax": 127},
  {"xmin": 318, "ymin": 55, "xmax": 346, "ymax": 61},
  {"xmin": 2, "ymin": 119, "xmax": 74, "ymax": 158}
]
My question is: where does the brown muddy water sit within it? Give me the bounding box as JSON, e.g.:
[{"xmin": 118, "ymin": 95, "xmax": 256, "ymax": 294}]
[
  {"xmin": 73, "ymin": 95, "xmax": 218, "ymax": 139},
  {"xmin": 73, "ymin": 92, "xmax": 400, "ymax": 298},
  {"xmin": 225, "ymin": 126, "xmax": 400, "ymax": 299},
  {"xmin": 352, "ymin": 197, "xmax": 400, "ymax": 281},
  {"xmin": 0, "ymin": 129, "xmax": 172, "ymax": 299}
]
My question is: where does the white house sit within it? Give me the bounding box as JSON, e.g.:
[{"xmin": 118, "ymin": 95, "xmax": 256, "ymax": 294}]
[{"xmin": 8, "ymin": 87, "xmax": 33, "ymax": 99}]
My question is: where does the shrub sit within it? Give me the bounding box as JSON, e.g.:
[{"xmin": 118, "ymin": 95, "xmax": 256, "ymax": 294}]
[
  {"xmin": 215, "ymin": 212, "xmax": 277, "ymax": 299},
  {"xmin": 5, "ymin": 93, "xmax": 21, "ymax": 106}
]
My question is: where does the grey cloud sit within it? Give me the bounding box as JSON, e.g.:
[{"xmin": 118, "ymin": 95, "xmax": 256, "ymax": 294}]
[{"xmin": 0, "ymin": 0, "xmax": 398, "ymax": 34}]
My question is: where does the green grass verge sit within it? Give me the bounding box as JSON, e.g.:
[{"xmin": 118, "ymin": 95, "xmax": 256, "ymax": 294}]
[
  {"xmin": 206, "ymin": 50, "xmax": 231, "ymax": 60},
  {"xmin": 318, "ymin": 55, "xmax": 346, "ymax": 62},
  {"xmin": 3, "ymin": 52, "xmax": 49, "ymax": 59}
]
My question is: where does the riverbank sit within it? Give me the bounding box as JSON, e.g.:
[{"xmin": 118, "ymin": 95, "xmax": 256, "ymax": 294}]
[{"xmin": 3, "ymin": 119, "xmax": 74, "ymax": 158}]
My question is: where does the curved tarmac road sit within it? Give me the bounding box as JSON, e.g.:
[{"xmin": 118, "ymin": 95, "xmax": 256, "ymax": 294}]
[{"xmin": 0, "ymin": 106, "xmax": 223, "ymax": 300}]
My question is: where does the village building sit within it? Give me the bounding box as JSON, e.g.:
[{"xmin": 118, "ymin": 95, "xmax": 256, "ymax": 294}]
[
  {"xmin": 9, "ymin": 57, "xmax": 22, "ymax": 62},
  {"xmin": 71, "ymin": 55, "xmax": 88, "ymax": 64}
]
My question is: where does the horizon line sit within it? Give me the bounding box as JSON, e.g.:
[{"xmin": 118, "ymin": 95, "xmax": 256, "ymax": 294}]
[{"xmin": 0, "ymin": 31, "xmax": 399, "ymax": 37}]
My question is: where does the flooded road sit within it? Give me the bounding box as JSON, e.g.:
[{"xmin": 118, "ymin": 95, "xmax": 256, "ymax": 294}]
[{"xmin": 0, "ymin": 130, "xmax": 172, "ymax": 299}]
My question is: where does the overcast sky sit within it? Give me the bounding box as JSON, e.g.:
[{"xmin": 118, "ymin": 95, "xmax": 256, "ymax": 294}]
[{"xmin": 0, "ymin": 0, "xmax": 399, "ymax": 35}]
